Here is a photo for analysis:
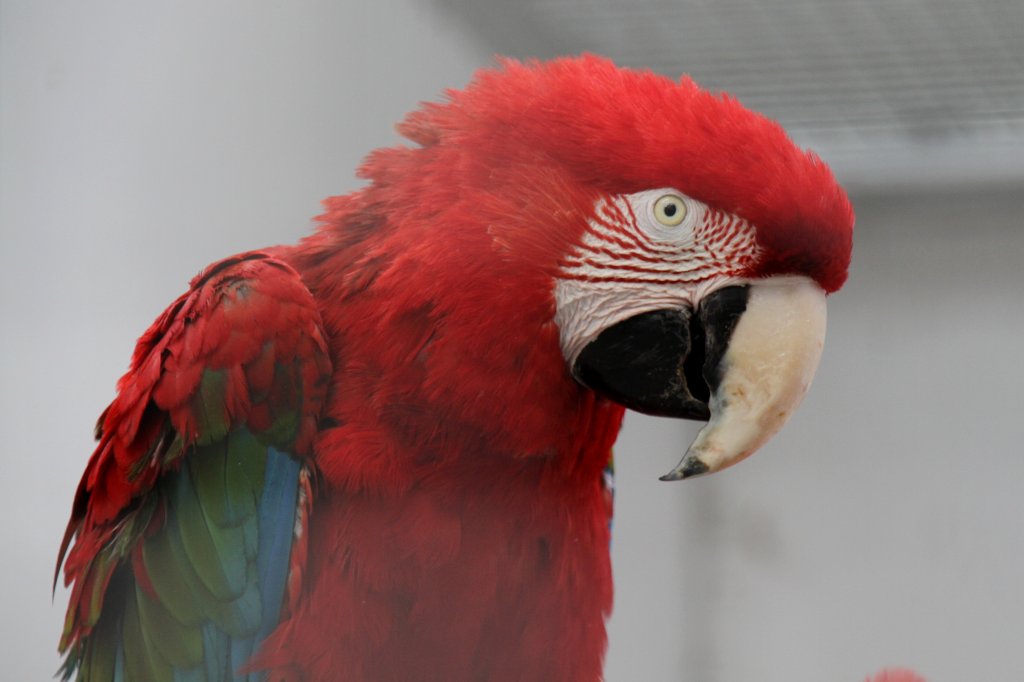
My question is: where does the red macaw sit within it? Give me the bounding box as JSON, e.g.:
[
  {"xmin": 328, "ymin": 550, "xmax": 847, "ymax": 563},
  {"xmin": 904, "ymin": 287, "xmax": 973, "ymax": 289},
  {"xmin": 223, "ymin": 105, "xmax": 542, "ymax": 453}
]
[{"xmin": 57, "ymin": 55, "xmax": 853, "ymax": 681}]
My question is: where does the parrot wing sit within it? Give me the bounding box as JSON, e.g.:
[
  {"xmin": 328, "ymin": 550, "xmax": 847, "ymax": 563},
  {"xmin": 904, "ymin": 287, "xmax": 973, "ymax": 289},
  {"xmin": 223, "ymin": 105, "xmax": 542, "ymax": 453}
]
[{"xmin": 57, "ymin": 252, "xmax": 331, "ymax": 682}]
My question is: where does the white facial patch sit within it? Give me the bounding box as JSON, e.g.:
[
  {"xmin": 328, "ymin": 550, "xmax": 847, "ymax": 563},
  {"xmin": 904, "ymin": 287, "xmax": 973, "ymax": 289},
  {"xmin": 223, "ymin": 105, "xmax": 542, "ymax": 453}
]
[{"xmin": 554, "ymin": 189, "xmax": 761, "ymax": 367}]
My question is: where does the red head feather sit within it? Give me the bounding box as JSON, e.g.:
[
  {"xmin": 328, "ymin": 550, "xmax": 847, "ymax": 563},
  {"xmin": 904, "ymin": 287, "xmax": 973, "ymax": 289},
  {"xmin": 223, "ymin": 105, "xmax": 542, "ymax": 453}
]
[{"xmin": 391, "ymin": 54, "xmax": 853, "ymax": 293}]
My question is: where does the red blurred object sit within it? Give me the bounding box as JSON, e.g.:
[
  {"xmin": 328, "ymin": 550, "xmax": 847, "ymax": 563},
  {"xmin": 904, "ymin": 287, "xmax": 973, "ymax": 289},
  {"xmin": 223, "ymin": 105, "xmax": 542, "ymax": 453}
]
[{"xmin": 867, "ymin": 668, "xmax": 927, "ymax": 682}]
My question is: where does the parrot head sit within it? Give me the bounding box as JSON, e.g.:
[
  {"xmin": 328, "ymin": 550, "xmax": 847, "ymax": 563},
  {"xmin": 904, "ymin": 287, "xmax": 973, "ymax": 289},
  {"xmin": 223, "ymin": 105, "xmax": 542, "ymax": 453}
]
[{"xmin": 359, "ymin": 55, "xmax": 853, "ymax": 480}]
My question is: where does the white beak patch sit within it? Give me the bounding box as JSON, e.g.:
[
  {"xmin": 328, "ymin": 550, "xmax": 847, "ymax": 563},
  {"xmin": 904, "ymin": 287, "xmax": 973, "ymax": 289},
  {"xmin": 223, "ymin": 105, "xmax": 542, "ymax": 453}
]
[{"xmin": 662, "ymin": 276, "xmax": 828, "ymax": 479}]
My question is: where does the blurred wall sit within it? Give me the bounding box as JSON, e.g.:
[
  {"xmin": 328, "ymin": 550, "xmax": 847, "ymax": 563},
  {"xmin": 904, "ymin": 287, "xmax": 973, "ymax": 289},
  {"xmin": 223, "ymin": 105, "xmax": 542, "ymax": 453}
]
[{"xmin": 3, "ymin": 3, "xmax": 1022, "ymax": 682}]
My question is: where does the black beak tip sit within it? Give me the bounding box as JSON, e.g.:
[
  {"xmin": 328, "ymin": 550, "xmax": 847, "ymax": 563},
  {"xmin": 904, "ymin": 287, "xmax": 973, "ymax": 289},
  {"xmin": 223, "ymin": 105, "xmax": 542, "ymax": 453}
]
[
  {"xmin": 682, "ymin": 459, "xmax": 710, "ymax": 478},
  {"xmin": 659, "ymin": 457, "xmax": 709, "ymax": 481}
]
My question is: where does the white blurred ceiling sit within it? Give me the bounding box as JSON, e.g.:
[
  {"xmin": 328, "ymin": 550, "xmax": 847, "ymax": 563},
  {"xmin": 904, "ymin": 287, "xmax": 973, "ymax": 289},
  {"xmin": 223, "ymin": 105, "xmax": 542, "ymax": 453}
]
[{"xmin": 435, "ymin": 0, "xmax": 1024, "ymax": 191}]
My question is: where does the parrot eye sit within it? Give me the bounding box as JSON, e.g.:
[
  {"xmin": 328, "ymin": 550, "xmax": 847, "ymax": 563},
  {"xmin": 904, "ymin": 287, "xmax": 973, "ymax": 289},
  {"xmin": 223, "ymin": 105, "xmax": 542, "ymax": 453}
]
[{"xmin": 653, "ymin": 194, "xmax": 687, "ymax": 227}]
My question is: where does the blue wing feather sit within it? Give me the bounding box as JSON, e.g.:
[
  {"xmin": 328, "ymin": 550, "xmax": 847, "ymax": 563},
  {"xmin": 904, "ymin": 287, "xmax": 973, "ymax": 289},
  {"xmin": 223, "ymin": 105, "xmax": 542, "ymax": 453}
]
[{"xmin": 254, "ymin": 447, "xmax": 301, "ymax": 648}]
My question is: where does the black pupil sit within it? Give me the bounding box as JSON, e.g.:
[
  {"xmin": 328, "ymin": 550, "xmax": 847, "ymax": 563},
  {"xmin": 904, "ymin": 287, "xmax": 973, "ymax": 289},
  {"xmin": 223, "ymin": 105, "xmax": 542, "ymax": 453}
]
[{"xmin": 663, "ymin": 203, "xmax": 677, "ymax": 217}]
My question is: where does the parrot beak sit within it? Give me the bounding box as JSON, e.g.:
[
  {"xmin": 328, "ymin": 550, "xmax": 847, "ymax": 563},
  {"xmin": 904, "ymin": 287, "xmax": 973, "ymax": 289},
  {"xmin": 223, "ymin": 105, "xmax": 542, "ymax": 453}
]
[{"xmin": 572, "ymin": 276, "xmax": 827, "ymax": 480}]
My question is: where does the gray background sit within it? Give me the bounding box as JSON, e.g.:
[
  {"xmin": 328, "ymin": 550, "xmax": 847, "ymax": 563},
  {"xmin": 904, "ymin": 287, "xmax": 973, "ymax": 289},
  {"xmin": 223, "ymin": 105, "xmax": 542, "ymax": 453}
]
[{"xmin": 2, "ymin": 2, "xmax": 1022, "ymax": 681}]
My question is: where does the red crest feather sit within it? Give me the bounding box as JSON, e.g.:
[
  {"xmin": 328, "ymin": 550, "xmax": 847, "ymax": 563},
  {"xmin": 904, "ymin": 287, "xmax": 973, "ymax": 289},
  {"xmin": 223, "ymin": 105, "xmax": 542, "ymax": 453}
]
[{"xmin": 392, "ymin": 54, "xmax": 853, "ymax": 292}]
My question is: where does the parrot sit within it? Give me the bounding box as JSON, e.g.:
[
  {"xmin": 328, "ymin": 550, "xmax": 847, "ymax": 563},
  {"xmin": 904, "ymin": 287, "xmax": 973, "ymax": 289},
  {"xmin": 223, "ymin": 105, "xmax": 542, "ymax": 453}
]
[{"xmin": 56, "ymin": 55, "xmax": 853, "ymax": 682}]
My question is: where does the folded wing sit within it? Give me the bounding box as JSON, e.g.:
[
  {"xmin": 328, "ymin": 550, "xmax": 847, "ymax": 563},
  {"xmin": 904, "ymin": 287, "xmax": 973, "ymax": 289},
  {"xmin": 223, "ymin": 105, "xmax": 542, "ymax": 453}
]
[{"xmin": 57, "ymin": 252, "xmax": 331, "ymax": 682}]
